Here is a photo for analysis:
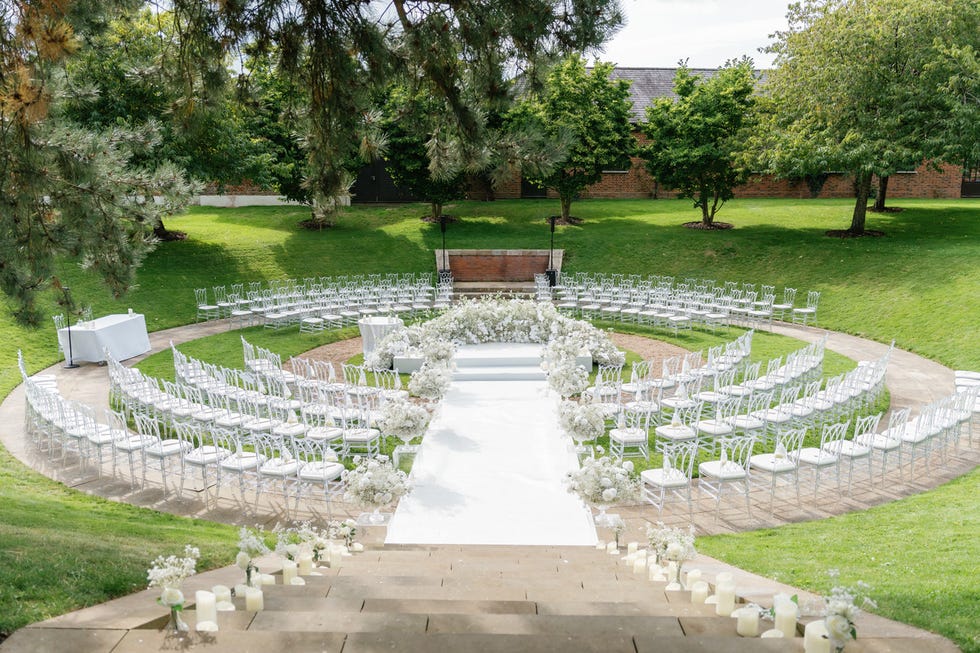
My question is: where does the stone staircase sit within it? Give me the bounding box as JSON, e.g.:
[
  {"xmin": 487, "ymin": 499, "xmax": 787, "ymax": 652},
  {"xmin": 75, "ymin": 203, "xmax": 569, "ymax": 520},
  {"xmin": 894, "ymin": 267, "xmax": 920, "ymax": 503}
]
[
  {"xmin": 452, "ymin": 343, "xmax": 547, "ymax": 382},
  {"xmin": 452, "ymin": 281, "xmax": 539, "ymax": 300},
  {"xmin": 4, "ymin": 543, "xmax": 960, "ymax": 652}
]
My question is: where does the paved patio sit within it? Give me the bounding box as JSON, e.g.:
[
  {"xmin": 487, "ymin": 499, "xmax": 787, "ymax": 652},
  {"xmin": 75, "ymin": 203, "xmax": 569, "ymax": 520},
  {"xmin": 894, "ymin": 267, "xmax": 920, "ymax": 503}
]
[{"xmin": 0, "ymin": 317, "xmax": 974, "ymax": 651}]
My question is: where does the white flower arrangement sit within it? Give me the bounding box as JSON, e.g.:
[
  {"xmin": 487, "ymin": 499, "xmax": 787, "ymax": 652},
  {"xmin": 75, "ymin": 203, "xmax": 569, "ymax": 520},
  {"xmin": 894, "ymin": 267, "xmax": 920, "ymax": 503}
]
[
  {"xmin": 646, "ymin": 521, "xmax": 697, "ymax": 563},
  {"xmin": 408, "ymin": 361, "xmax": 453, "ymax": 401},
  {"xmin": 823, "ymin": 570, "xmax": 876, "ymax": 652},
  {"xmin": 370, "ymin": 298, "xmax": 623, "ymax": 371},
  {"xmin": 342, "ymin": 455, "xmax": 412, "ymax": 509},
  {"xmin": 565, "ymin": 451, "xmax": 641, "ymax": 506},
  {"xmin": 558, "ymin": 400, "xmax": 606, "ymax": 442},
  {"xmin": 379, "ymin": 397, "xmax": 432, "ymax": 441},
  {"xmin": 548, "ymin": 361, "xmax": 590, "ymax": 398},
  {"xmin": 236, "ymin": 526, "xmax": 270, "ymax": 587},
  {"xmin": 147, "ymin": 544, "xmax": 200, "ymax": 633},
  {"xmin": 328, "ymin": 518, "xmax": 358, "ymax": 548}
]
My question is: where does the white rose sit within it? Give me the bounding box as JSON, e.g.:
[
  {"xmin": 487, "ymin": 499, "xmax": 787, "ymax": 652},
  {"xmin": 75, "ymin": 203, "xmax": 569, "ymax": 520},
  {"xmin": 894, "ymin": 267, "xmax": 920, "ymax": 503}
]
[
  {"xmin": 825, "ymin": 614, "xmax": 852, "ymax": 644},
  {"xmin": 622, "ymin": 461, "xmax": 634, "ymax": 472},
  {"xmin": 235, "ymin": 551, "xmax": 251, "ymax": 570},
  {"xmin": 286, "ymin": 544, "xmax": 300, "ymax": 558},
  {"xmin": 160, "ymin": 587, "xmax": 184, "ymax": 607},
  {"xmin": 602, "ymin": 488, "xmax": 618, "ymax": 502},
  {"xmin": 665, "ymin": 542, "xmax": 684, "ymax": 560},
  {"xmin": 600, "ymin": 477, "xmax": 613, "ymax": 488}
]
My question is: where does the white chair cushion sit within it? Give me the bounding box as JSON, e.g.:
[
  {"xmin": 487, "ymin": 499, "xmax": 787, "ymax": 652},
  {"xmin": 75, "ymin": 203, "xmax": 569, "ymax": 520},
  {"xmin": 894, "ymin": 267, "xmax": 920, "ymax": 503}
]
[
  {"xmin": 655, "ymin": 425, "xmax": 696, "ymax": 441},
  {"xmin": 298, "ymin": 461, "xmax": 345, "ymax": 482},
  {"xmin": 750, "ymin": 453, "xmax": 797, "ymax": 473},
  {"xmin": 220, "ymin": 452, "xmax": 265, "ymax": 472},
  {"xmin": 641, "ymin": 468, "xmax": 688, "ymax": 488},
  {"xmin": 797, "ymin": 447, "xmax": 837, "ymax": 466},
  {"xmin": 836, "ymin": 441, "xmax": 870, "ymax": 458},
  {"xmin": 699, "ymin": 460, "xmax": 746, "ymax": 480},
  {"xmin": 609, "ymin": 427, "xmax": 647, "ymax": 444}
]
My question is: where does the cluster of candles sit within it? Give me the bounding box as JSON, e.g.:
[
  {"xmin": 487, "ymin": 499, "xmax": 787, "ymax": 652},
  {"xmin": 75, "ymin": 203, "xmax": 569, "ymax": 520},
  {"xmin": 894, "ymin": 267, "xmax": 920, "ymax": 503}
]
[
  {"xmin": 597, "ymin": 541, "xmax": 802, "ymax": 640},
  {"xmin": 191, "ymin": 542, "xmax": 360, "ymax": 632}
]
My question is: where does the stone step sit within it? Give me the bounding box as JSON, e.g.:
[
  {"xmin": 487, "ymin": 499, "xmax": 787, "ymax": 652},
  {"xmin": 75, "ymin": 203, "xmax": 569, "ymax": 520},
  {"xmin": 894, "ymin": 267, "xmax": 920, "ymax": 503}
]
[
  {"xmin": 454, "ymin": 355, "xmax": 542, "ymax": 368},
  {"xmin": 342, "ymin": 632, "xmax": 638, "ymax": 653},
  {"xmin": 452, "ymin": 366, "xmax": 547, "ymax": 382}
]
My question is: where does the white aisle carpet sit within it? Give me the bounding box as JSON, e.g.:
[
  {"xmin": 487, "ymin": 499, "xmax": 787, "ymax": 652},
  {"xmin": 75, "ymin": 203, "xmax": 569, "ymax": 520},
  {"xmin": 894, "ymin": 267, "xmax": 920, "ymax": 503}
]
[{"xmin": 385, "ymin": 347, "xmax": 596, "ymax": 545}]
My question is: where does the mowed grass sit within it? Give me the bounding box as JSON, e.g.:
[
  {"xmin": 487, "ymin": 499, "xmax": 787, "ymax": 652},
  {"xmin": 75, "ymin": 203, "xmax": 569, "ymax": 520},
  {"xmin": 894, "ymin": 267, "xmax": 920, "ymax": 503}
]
[{"xmin": 0, "ymin": 198, "xmax": 977, "ymax": 644}]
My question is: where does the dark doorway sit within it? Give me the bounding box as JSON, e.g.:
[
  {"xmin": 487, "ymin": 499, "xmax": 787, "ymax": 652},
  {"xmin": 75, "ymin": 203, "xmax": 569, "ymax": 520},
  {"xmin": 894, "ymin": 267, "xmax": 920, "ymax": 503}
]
[
  {"xmin": 351, "ymin": 159, "xmax": 418, "ymax": 203},
  {"xmin": 962, "ymin": 164, "xmax": 980, "ymax": 198}
]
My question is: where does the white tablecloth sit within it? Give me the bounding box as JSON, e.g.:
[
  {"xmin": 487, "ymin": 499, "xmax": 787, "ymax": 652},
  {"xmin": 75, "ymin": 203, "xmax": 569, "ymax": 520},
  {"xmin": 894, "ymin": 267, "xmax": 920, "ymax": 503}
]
[
  {"xmin": 358, "ymin": 316, "xmax": 403, "ymax": 358},
  {"xmin": 58, "ymin": 313, "xmax": 151, "ymax": 363}
]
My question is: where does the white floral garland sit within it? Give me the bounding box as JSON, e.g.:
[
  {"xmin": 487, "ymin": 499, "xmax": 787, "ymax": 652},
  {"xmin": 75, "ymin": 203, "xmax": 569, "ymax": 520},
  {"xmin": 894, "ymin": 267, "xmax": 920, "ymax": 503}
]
[
  {"xmin": 379, "ymin": 397, "xmax": 432, "ymax": 440},
  {"xmin": 367, "ymin": 298, "xmax": 624, "ymax": 371}
]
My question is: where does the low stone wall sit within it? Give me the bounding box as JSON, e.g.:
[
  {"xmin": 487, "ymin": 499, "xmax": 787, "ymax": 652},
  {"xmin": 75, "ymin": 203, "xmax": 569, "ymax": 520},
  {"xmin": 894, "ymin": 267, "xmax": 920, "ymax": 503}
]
[{"xmin": 434, "ymin": 249, "xmax": 563, "ymax": 282}]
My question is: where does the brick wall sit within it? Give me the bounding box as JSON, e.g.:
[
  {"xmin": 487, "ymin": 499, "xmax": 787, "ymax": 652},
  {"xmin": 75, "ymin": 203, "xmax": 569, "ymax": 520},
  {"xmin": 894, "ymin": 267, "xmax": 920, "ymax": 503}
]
[{"xmin": 442, "ymin": 250, "xmax": 552, "ymax": 281}]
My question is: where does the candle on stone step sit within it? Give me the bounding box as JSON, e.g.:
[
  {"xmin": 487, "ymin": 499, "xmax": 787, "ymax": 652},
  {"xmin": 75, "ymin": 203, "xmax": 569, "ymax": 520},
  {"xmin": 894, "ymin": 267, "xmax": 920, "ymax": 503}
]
[
  {"xmin": 261, "ymin": 573, "xmax": 276, "ymax": 585},
  {"xmin": 298, "ymin": 555, "xmax": 314, "ymax": 576},
  {"xmin": 244, "ymin": 587, "xmax": 264, "ymax": 611},
  {"xmin": 648, "ymin": 562, "xmax": 666, "ymax": 582},
  {"xmin": 685, "ymin": 569, "xmax": 702, "ymax": 588},
  {"xmin": 774, "ymin": 596, "xmax": 799, "ymax": 638},
  {"xmin": 212, "ymin": 585, "xmax": 231, "ymax": 604},
  {"xmin": 595, "ymin": 540, "xmax": 606, "ymax": 550},
  {"xmin": 715, "ymin": 580, "xmax": 737, "ymax": 617},
  {"xmin": 233, "ymin": 583, "xmax": 249, "ymax": 597},
  {"xmin": 606, "ymin": 541, "xmax": 618, "ymax": 554},
  {"xmin": 195, "ymin": 591, "xmax": 218, "ymax": 628},
  {"xmin": 735, "ymin": 607, "xmax": 760, "ymax": 637},
  {"xmin": 290, "ymin": 577, "xmax": 306, "ymax": 585},
  {"xmin": 627, "ymin": 541, "xmax": 639, "ymax": 555},
  {"xmin": 690, "ymin": 581, "xmax": 710, "ymax": 604},
  {"xmin": 761, "ymin": 629, "xmax": 785, "ymax": 638},
  {"xmin": 804, "ymin": 620, "xmax": 832, "ymax": 653},
  {"xmin": 715, "ymin": 571, "xmax": 734, "ymax": 585},
  {"xmin": 632, "ymin": 556, "xmax": 647, "ymax": 574},
  {"xmin": 282, "ymin": 559, "xmax": 298, "ymax": 585}
]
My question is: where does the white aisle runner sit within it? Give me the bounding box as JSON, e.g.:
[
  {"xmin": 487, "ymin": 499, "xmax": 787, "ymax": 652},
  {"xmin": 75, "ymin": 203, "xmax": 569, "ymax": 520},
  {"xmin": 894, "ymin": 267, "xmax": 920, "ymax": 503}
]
[{"xmin": 385, "ymin": 350, "xmax": 596, "ymax": 545}]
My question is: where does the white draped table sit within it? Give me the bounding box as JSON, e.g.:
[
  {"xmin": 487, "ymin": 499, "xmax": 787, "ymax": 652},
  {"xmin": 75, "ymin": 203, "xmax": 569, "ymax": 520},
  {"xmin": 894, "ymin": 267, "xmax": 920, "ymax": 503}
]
[
  {"xmin": 358, "ymin": 316, "xmax": 403, "ymax": 358},
  {"xmin": 58, "ymin": 313, "xmax": 151, "ymax": 363}
]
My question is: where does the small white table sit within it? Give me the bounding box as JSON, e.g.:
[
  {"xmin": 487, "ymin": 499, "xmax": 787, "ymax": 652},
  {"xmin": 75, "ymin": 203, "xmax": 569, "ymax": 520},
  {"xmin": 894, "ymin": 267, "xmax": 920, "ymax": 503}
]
[
  {"xmin": 358, "ymin": 316, "xmax": 403, "ymax": 359},
  {"xmin": 58, "ymin": 313, "xmax": 151, "ymax": 364}
]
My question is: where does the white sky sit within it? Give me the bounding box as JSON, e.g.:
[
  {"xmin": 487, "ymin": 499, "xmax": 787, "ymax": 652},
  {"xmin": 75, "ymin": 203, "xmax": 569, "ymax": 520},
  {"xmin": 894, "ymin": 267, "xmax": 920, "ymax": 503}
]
[{"xmin": 597, "ymin": 0, "xmax": 791, "ymax": 69}]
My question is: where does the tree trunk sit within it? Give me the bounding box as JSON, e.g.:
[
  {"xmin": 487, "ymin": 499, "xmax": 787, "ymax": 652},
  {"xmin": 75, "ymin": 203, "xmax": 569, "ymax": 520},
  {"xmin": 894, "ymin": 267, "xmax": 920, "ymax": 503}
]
[
  {"xmin": 152, "ymin": 218, "xmax": 186, "ymax": 241},
  {"xmin": 560, "ymin": 195, "xmax": 572, "ymax": 221},
  {"xmin": 700, "ymin": 190, "xmax": 713, "ymax": 226},
  {"xmin": 849, "ymin": 171, "xmax": 873, "ymax": 234},
  {"xmin": 431, "ymin": 201, "xmax": 443, "ymax": 221},
  {"xmin": 873, "ymin": 175, "xmax": 889, "ymax": 212}
]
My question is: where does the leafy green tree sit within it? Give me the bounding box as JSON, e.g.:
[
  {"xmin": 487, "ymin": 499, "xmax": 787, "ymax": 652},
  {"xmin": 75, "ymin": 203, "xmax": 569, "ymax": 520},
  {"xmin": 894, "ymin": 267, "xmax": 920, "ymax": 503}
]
[
  {"xmin": 640, "ymin": 59, "xmax": 757, "ymax": 228},
  {"xmin": 758, "ymin": 0, "xmax": 980, "ymax": 234},
  {"xmin": 0, "ymin": 0, "xmax": 195, "ymax": 325},
  {"xmin": 168, "ymin": 0, "xmax": 625, "ymax": 227},
  {"xmin": 511, "ymin": 57, "xmax": 635, "ymax": 221},
  {"xmin": 380, "ymin": 87, "xmax": 466, "ymax": 221}
]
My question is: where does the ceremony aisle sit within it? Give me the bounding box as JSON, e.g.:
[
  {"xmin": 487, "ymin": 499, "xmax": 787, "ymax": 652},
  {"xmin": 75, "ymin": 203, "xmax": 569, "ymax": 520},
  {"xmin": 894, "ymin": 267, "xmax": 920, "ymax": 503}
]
[{"xmin": 386, "ymin": 345, "xmax": 596, "ymax": 545}]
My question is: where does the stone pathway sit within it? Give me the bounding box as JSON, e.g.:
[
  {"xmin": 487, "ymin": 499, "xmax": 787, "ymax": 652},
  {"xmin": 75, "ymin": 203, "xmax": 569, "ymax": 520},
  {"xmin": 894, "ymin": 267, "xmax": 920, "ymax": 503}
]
[{"xmin": 0, "ymin": 317, "xmax": 975, "ymax": 652}]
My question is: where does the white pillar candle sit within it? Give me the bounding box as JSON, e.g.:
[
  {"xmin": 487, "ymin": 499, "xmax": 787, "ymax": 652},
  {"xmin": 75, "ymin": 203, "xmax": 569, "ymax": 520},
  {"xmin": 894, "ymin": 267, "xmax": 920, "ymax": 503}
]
[
  {"xmin": 735, "ymin": 607, "xmax": 760, "ymax": 637},
  {"xmin": 233, "ymin": 583, "xmax": 249, "ymax": 597},
  {"xmin": 290, "ymin": 576, "xmax": 307, "ymax": 586},
  {"xmin": 595, "ymin": 540, "xmax": 606, "ymax": 550},
  {"xmin": 282, "ymin": 559, "xmax": 298, "ymax": 585},
  {"xmin": 297, "ymin": 555, "xmax": 314, "ymax": 576},
  {"xmin": 632, "ymin": 556, "xmax": 647, "ymax": 574},
  {"xmin": 685, "ymin": 569, "xmax": 702, "ymax": 588},
  {"xmin": 212, "ymin": 585, "xmax": 232, "ymax": 604},
  {"xmin": 774, "ymin": 601, "xmax": 799, "ymax": 638},
  {"xmin": 715, "ymin": 580, "xmax": 737, "ymax": 617},
  {"xmin": 351, "ymin": 542, "xmax": 364, "ymax": 553},
  {"xmin": 715, "ymin": 571, "xmax": 734, "ymax": 585},
  {"xmin": 648, "ymin": 563, "xmax": 666, "ymax": 582},
  {"xmin": 606, "ymin": 541, "xmax": 618, "ymax": 554},
  {"xmin": 761, "ymin": 629, "xmax": 785, "ymax": 638},
  {"xmin": 244, "ymin": 587, "xmax": 264, "ymax": 611},
  {"xmin": 261, "ymin": 573, "xmax": 276, "ymax": 585},
  {"xmin": 690, "ymin": 580, "xmax": 710, "ymax": 604},
  {"xmin": 627, "ymin": 541, "xmax": 639, "ymax": 555},
  {"xmin": 804, "ymin": 620, "xmax": 832, "ymax": 653},
  {"xmin": 195, "ymin": 591, "xmax": 218, "ymax": 627}
]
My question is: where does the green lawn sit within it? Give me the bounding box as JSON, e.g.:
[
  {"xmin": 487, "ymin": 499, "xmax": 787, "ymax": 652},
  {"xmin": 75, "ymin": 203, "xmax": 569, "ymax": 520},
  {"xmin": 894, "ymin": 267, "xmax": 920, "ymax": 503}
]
[{"xmin": 0, "ymin": 198, "xmax": 978, "ymax": 645}]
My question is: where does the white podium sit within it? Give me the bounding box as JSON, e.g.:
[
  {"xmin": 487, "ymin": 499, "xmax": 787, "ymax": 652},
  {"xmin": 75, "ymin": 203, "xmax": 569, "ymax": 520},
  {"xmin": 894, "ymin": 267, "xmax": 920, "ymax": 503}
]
[
  {"xmin": 358, "ymin": 316, "xmax": 403, "ymax": 359},
  {"xmin": 58, "ymin": 313, "xmax": 151, "ymax": 364}
]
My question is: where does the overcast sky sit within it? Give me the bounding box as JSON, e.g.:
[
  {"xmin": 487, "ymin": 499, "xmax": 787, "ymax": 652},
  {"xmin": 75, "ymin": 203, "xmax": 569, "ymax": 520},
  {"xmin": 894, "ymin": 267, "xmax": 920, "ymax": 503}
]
[{"xmin": 598, "ymin": 0, "xmax": 791, "ymax": 69}]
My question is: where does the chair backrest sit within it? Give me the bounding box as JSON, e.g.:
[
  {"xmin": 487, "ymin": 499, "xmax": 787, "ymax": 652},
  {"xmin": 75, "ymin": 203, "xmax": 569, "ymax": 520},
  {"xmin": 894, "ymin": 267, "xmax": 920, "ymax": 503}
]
[
  {"xmin": 746, "ymin": 390, "xmax": 773, "ymax": 414},
  {"xmin": 663, "ymin": 440, "xmax": 699, "ymax": 479},
  {"xmin": 714, "ymin": 396, "xmax": 742, "ymax": 421},
  {"xmin": 782, "ymin": 287, "xmax": 797, "ymax": 305},
  {"xmin": 853, "ymin": 412, "xmax": 882, "ymax": 438},
  {"xmin": 740, "ymin": 361, "xmax": 761, "ymax": 384},
  {"xmin": 661, "ymin": 356, "xmax": 680, "ymax": 380},
  {"xmin": 819, "ymin": 421, "xmax": 850, "ymax": 454},
  {"xmin": 806, "ymin": 291, "xmax": 820, "ymax": 308},
  {"xmin": 777, "ymin": 428, "xmax": 807, "ymax": 458},
  {"xmin": 343, "ymin": 363, "xmax": 367, "ymax": 386},
  {"xmin": 373, "ymin": 368, "xmax": 402, "ymax": 391},
  {"xmin": 53, "ymin": 313, "xmax": 66, "ymax": 330},
  {"xmin": 629, "ymin": 360, "xmax": 652, "ymax": 384},
  {"xmin": 596, "ymin": 364, "xmax": 623, "ymax": 387},
  {"xmin": 194, "ymin": 288, "xmax": 209, "ymax": 305},
  {"xmin": 718, "ymin": 435, "xmax": 757, "ymax": 470}
]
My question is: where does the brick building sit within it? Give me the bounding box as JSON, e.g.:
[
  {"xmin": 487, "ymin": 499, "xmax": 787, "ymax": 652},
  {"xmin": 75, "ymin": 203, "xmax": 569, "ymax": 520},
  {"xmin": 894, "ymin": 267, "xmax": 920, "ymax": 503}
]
[{"xmin": 486, "ymin": 67, "xmax": 966, "ymax": 202}]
